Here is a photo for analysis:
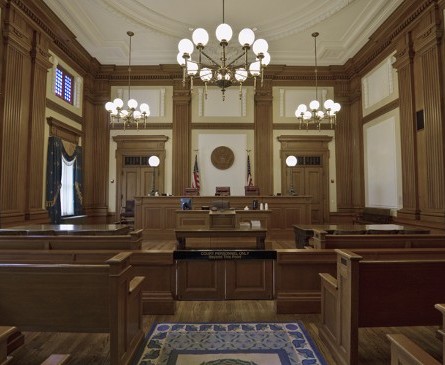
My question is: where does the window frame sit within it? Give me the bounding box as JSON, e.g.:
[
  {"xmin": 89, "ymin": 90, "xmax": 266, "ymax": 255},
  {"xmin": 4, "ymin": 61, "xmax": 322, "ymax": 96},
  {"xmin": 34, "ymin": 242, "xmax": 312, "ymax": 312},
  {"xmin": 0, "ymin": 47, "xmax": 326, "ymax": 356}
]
[{"xmin": 55, "ymin": 65, "xmax": 74, "ymax": 105}]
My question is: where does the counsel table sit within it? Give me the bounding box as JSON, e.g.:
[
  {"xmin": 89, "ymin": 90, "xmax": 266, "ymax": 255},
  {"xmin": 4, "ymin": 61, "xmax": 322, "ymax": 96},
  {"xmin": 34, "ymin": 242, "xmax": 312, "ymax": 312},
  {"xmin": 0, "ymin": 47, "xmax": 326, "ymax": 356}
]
[
  {"xmin": 175, "ymin": 228, "xmax": 267, "ymax": 250},
  {"xmin": 293, "ymin": 224, "xmax": 430, "ymax": 248},
  {"xmin": 0, "ymin": 224, "xmax": 130, "ymax": 235}
]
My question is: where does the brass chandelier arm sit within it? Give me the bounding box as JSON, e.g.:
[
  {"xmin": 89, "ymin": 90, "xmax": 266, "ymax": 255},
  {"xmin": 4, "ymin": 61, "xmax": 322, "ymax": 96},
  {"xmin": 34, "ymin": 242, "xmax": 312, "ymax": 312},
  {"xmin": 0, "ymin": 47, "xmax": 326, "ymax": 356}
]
[
  {"xmin": 199, "ymin": 50, "xmax": 220, "ymax": 67},
  {"xmin": 226, "ymin": 50, "xmax": 249, "ymax": 69}
]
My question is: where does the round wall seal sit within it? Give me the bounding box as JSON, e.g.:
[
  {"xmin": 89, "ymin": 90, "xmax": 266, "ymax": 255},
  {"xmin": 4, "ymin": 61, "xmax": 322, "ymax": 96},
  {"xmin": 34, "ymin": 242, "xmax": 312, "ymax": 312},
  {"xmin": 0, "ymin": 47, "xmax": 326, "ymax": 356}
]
[{"xmin": 211, "ymin": 146, "xmax": 235, "ymax": 170}]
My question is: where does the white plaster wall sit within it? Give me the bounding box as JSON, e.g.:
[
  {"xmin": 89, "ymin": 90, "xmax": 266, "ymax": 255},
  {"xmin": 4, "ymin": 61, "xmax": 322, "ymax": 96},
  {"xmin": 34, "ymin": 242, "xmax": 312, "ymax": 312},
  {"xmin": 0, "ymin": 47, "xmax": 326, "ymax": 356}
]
[
  {"xmin": 195, "ymin": 133, "xmax": 249, "ymax": 196},
  {"xmin": 362, "ymin": 53, "xmax": 399, "ymax": 116},
  {"xmin": 273, "ymin": 86, "xmax": 336, "ymax": 122},
  {"xmin": 363, "ymin": 108, "xmax": 402, "ymax": 209}
]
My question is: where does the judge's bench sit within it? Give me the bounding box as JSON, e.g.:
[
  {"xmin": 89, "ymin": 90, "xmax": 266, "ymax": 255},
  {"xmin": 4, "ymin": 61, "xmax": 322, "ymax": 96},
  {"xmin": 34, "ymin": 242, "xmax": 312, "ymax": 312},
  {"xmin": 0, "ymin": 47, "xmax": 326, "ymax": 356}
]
[{"xmin": 133, "ymin": 195, "xmax": 312, "ymax": 241}]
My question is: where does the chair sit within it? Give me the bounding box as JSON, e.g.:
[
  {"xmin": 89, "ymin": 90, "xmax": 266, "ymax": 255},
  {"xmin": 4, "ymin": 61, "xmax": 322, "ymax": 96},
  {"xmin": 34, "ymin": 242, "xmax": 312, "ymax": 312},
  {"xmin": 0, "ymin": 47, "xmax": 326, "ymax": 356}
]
[
  {"xmin": 184, "ymin": 187, "xmax": 199, "ymax": 196},
  {"xmin": 244, "ymin": 185, "xmax": 260, "ymax": 196},
  {"xmin": 120, "ymin": 200, "xmax": 135, "ymax": 224},
  {"xmin": 215, "ymin": 186, "xmax": 230, "ymax": 196}
]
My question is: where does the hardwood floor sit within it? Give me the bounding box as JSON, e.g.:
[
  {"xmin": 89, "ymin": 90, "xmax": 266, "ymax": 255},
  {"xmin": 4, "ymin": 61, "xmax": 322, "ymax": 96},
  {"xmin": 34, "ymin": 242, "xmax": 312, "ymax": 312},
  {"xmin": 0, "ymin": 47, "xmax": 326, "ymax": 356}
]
[{"xmin": 9, "ymin": 300, "xmax": 442, "ymax": 365}]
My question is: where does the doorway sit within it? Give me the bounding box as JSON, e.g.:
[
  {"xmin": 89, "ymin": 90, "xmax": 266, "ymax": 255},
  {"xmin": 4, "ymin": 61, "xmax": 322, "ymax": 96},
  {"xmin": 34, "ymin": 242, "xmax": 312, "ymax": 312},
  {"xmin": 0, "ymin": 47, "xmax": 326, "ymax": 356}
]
[{"xmin": 279, "ymin": 135, "xmax": 332, "ymax": 223}]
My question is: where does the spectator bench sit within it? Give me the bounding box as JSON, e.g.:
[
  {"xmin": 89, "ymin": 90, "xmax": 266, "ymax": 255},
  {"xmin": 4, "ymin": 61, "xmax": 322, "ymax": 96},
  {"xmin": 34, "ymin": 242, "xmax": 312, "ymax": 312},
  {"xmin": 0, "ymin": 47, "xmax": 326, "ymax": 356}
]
[
  {"xmin": 387, "ymin": 304, "xmax": 445, "ymax": 365},
  {"xmin": 0, "ymin": 252, "xmax": 145, "ymax": 365},
  {"xmin": 319, "ymin": 249, "xmax": 445, "ymax": 365}
]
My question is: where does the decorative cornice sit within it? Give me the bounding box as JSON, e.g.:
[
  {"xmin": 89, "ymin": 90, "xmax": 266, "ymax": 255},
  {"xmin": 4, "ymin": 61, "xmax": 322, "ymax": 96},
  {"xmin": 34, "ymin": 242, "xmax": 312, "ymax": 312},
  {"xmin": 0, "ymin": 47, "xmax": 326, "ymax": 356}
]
[
  {"xmin": 274, "ymin": 123, "xmax": 336, "ymax": 131},
  {"xmin": 47, "ymin": 116, "xmax": 82, "ymax": 144},
  {"xmin": 9, "ymin": 0, "xmax": 97, "ymax": 75},
  {"xmin": 110, "ymin": 123, "xmax": 173, "ymax": 130},
  {"xmin": 345, "ymin": 0, "xmax": 436, "ymax": 78}
]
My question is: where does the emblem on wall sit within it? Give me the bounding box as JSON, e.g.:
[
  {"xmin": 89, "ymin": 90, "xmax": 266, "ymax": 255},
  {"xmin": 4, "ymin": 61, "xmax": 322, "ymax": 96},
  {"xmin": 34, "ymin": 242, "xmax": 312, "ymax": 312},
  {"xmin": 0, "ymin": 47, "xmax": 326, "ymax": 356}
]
[{"xmin": 211, "ymin": 146, "xmax": 235, "ymax": 170}]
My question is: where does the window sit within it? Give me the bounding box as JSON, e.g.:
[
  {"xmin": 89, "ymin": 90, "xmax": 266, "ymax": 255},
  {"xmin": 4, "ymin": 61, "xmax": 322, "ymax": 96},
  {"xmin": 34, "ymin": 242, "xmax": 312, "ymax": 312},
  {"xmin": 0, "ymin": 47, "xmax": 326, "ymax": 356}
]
[
  {"xmin": 55, "ymin": 66, "xmax": 74, "ymax": 104},
  {"xmin": 60, "ymin": 155, "xmax": 75, "ymax": 216}
]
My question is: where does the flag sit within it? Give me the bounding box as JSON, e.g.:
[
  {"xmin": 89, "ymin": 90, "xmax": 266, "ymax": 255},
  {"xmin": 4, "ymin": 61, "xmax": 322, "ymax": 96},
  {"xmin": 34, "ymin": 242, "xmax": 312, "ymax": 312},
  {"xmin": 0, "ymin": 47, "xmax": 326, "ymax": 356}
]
[
  {"xmin": 246, "ymin": 154, "xmax": 253, "ymax": 186},
  {"xmin": 192, "ymin": 154, "xmax": 200, "ymax": 191}
]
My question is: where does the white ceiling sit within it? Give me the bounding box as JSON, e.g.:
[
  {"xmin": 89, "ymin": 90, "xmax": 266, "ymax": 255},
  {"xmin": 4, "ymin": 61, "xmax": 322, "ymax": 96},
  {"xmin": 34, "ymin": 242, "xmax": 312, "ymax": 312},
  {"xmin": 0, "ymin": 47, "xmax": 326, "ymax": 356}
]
[{"xmin": 43, "ymin": 0, "xmax": 403, "ymax": 67}]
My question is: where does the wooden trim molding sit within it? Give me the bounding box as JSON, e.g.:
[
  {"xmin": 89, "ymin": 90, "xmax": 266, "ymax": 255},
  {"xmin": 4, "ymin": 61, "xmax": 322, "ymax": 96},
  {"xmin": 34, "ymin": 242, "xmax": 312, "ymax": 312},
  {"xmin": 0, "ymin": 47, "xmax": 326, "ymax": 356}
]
[
  {"xmin": 362, "ymin": 99, "xmax": 400, "ymax": 124},
  {"xmin": 47, "ymin": 117, "xmax": 82, "ymax": 144},
  {"xmin": 191, "ymin": 123, "xmax": 254, "ymax": 130},
  {"xmin": 46, "ymin": 98, "xmax": 83, "ymax": 125}
]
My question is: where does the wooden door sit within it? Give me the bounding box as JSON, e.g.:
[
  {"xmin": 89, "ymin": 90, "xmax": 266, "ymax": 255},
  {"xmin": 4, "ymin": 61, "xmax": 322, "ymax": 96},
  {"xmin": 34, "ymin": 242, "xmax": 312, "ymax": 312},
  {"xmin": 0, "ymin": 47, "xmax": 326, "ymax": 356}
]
[
  {"xmin": 291, "ymin": 166, "xmax": 324, "ymax": 223},
  {"xmin": 278, "ymin": 135, "xmax": 332, "ymax": 224},
  {"xmin": 121, "ymin": 168, "xmax": 140, "ymax": 209},
  {"xmin": 304, "ymin": 167, "xmax": 323, "ymax": 224}
]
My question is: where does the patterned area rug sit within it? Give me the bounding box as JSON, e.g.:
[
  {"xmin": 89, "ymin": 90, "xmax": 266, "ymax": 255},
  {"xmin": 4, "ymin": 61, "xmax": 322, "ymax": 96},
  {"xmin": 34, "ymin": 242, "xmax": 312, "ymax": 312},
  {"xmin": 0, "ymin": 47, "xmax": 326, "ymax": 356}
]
[{"xmin": 133, "ymin": 322, "xmax": 327, "ymax": 365}]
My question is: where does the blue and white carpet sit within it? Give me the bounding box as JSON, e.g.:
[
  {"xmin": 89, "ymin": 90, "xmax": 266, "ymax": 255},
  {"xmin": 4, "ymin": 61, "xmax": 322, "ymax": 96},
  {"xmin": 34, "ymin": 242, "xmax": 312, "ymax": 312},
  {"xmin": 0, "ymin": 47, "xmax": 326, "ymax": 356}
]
[{"xmin": 134, "ymin": 322, "xmax": 327, "ymax": 365}]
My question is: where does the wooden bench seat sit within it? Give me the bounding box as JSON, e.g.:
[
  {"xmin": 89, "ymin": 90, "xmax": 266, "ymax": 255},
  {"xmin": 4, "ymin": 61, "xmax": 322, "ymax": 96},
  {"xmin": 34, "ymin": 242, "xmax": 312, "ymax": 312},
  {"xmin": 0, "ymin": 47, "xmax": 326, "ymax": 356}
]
[
  {"xmin": 387, "ymin": 303, "xmax": 445, "ymax": 365},
  {"xmin": 0, "ymin": 326, "xmax": 17, "ymax": 365},
  {"xmin": 319, "ymin": 250, "xmax": 445, "ymax": 365},
  {"xmin": 0, "ymin": 252, "xmax": 145, "ymax": 365}
]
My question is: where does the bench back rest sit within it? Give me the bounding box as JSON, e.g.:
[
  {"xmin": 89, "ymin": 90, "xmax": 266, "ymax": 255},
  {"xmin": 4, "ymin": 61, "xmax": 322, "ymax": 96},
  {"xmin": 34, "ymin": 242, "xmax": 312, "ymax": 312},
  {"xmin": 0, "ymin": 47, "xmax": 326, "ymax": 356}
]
[
  {"xmin": 358, "ymin": 260, "xmax": 445, "ymax": 327},
  {"xmin": 0, "ymin": 263, "xmax": 110, "ymax": 332},
  {"xmin": 320, "ymin": 234, "xmax": 445, "ymax": 249},
  {"xmin": 0, "ymin": 230, "xmax": 142, "ymax": 250},
  {"xmin": 337, "ymin": 250, "xmax": 445, "ymax": 329}
]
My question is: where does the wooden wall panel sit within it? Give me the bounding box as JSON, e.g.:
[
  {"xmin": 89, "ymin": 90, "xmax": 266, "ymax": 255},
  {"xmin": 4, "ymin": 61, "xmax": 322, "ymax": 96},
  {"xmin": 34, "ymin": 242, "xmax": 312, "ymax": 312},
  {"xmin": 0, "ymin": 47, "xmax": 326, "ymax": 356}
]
[
  {"xmin": 393, "ymin": 33, "xmax": 419, "ymax": 221},
  {"xmin": 413, "ymin": 15, "xmax": 445, "ymax": 224},
  {"xmin": 0, "ymin": 6, "xmax": 33, "ymax": 225}
]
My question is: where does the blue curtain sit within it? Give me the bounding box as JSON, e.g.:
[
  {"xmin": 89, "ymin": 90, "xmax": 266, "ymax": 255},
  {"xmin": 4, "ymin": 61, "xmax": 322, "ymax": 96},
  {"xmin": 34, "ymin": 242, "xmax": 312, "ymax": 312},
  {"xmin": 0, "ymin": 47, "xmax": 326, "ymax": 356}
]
[{"xmin": 45, "ymin": 136, "xmax": 83, "ymax": 223}]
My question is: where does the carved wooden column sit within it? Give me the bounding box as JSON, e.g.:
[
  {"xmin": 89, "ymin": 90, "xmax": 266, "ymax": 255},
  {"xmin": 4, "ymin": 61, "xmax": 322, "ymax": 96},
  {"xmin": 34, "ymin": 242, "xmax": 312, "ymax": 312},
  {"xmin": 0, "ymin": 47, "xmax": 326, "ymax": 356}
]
[
  {"xmin": 172, "ymin": 80, "xmax": 191, "ymax": 196},
  {"xmin": 26, "ymin": 31, "xmax": 52, "ymax": 221},
  {"xmin": 335, "ymin": 77, "xmax": 363, "ymax": 212},
  {"xmin": 83, "ymin": 73, "xmax": 110, "ymax": 219},
  {"xmin": 393, "ymin": 32, "xmax": 419, "ymax": 221},
  {"xmin": 0, "ymin": 4, "xmax": 33, "ymax": 225},
  {"xmin": 414, "ymin": 17, "xmax": 445, "ymax": 224},
  {"xmin": 254, "ymin": 80, "xmax": 273, "ymax": 195}
]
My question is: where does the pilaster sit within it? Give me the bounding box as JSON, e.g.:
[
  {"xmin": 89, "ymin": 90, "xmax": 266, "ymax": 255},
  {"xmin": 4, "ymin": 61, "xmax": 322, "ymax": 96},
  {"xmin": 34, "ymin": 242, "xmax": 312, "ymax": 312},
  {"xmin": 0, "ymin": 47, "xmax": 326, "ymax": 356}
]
[
  {"xmin": 172, "ymin": 80, "xmax": 191, "ymax": 196},
  {"xmin": 254, "ymin": 80, "xmax": 273, "ymax": 195}
]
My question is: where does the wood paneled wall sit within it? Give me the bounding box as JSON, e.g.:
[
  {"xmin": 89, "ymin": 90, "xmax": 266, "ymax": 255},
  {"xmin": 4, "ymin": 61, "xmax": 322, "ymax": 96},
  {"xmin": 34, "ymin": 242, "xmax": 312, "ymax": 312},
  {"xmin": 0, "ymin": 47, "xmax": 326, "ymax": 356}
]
[{"xmin": 0, "ymin": 0, "xmax": 444, "ymax": 228}]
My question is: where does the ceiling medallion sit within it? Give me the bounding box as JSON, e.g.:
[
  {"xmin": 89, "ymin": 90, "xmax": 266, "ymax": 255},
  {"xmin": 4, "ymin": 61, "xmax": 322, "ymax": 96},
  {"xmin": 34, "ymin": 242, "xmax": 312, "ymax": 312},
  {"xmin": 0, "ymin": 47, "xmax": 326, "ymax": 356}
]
[{"xmin": 211, "ymin": 146, "xmax": 234, "ymax": 170}]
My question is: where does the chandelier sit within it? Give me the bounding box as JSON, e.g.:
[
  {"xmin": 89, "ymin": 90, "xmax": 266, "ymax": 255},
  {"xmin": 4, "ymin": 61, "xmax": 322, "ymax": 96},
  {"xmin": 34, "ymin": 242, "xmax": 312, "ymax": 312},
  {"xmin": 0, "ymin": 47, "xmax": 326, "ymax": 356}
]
[
  {"xmin": 176, "ymin": 0, "xmax": 271, "ymax": 100},
  {"xmin": 105, "ymin": 31, "xmax": 150, "ymax": 130},
  {"xmin": 295, "ymin": 32, "xmax": 341, "ymax": 130}
]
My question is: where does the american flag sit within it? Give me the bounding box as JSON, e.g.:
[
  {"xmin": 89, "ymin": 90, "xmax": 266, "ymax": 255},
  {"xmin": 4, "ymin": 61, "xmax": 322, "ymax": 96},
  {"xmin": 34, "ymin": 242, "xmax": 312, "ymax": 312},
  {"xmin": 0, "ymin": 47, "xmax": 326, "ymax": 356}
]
[
  {"xmin": 192, "ymin": 154, "xmax": 200, "ymax": 191},
  {"xmin": 246, "ymin": 154, "xmax": 253, "ymax": 186}
]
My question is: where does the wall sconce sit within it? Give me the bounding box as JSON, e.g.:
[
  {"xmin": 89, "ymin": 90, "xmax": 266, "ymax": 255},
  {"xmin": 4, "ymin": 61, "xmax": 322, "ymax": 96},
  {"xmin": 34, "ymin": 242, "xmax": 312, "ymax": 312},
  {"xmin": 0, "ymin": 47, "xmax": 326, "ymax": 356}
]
[
  {"xmin": 285, "ymin": 155, "xmax": 298, "ymax": 196},
  {"xmin": 148, "ymin": 155, "xmax": 160, "ymax": 196}
]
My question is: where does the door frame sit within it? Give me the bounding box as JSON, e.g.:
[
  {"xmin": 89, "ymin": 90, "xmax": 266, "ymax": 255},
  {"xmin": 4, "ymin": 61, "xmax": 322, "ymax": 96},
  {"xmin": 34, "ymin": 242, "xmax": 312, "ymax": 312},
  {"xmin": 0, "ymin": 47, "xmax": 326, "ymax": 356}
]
[
  {"xmin": 278, "ymin": 135, "xmax": 332, "ymax": 223},
  {"xmin": 113, "ymin": 135, "xmax": 169, "ymax": 221}
]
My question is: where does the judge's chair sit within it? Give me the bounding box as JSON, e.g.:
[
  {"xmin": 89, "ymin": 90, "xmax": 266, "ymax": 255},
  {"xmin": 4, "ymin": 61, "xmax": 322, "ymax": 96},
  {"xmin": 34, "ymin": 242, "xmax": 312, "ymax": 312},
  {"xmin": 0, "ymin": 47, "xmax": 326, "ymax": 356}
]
[
  {"xmin": 244, "ymin": 186, "xmax": 260, "ymax": 196},
  {"xmin": 184, "ymin": 187, "xmax": 199, "ymax": 196},
  {"xmin": 120, "ymin": 200, "xmax": 135, "ymax": 225},
  {"xmin": 215, "ymin": 186, "xmax": 231, "ymax": 196}
]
